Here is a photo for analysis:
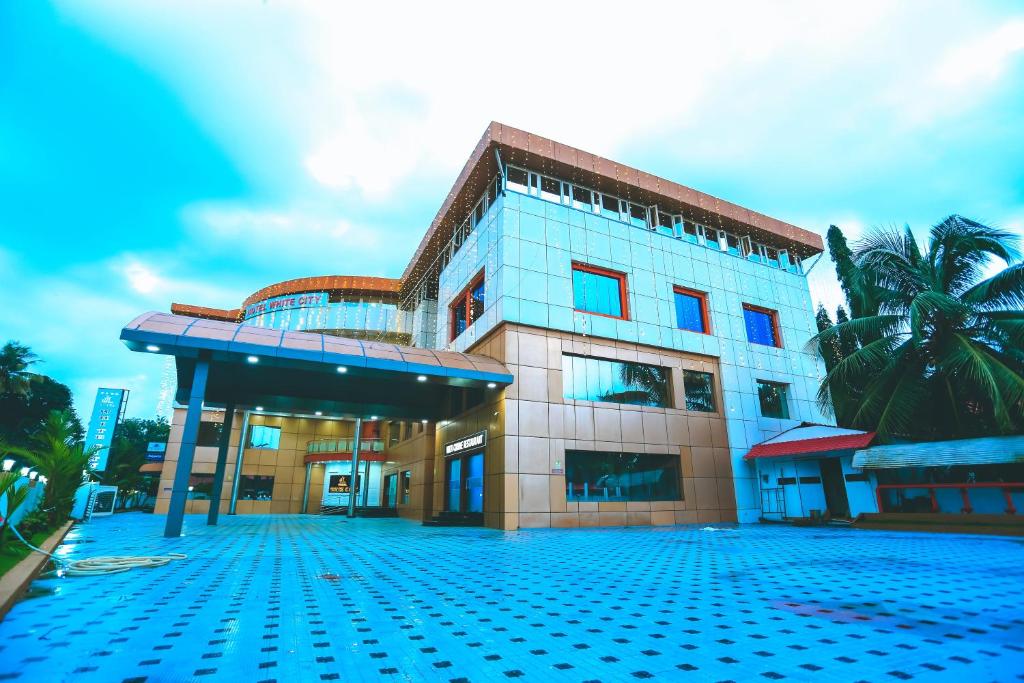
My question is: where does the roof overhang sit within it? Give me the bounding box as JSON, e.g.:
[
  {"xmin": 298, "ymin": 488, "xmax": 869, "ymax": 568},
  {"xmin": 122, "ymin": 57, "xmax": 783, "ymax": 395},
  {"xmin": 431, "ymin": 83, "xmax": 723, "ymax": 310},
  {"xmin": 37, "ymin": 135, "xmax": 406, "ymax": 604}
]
[
  {"xmin": 744, "ymin": 425, "xmax": 876, "ymax": 460},
  {"xmin": 853, "ymin": 435, "xmax": 1024, "ymax": 469},
  {"xmin": 120, "ymin": 312, "xmax": 513, "ymax": 421}
]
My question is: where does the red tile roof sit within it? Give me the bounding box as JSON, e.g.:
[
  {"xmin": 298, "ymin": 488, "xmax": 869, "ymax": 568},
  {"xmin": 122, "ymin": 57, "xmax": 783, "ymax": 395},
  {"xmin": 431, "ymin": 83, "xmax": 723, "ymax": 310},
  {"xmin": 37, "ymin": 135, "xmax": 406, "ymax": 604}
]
[{"xmin": 744, "ymin": 432, "xmax": 876, "ymax": 460}]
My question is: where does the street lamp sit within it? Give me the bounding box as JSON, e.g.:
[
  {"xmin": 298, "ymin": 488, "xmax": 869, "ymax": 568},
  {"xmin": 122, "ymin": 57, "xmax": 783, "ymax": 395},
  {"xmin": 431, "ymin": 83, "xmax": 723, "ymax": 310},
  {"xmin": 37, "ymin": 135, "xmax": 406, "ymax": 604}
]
[
  {"xmin": 1, "ymin": 458, "xmax": 14, "ymax": 472},
  {"xmin": 28, "ymin": 471, "xmax": 38, "ymax": 480},
  {"xmin": 19, "ymin": 466, "xmax": 30, "ymax": 477}
]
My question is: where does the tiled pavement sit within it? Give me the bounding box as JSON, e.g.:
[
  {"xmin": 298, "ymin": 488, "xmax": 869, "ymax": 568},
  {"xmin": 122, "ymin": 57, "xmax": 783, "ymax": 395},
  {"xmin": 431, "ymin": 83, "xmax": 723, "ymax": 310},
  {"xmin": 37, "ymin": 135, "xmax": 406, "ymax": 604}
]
[{"xmin": 1, "ymin": 515, "xmax": 1022, "ymax": 682}]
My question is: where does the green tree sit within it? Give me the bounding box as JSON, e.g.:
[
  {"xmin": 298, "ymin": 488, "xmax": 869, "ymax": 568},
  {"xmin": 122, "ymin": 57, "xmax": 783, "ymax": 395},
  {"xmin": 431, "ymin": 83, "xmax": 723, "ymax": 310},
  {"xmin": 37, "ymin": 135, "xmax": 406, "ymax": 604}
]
[
  {"xmin": 811, "ymin": 215, "xmax": 1024, "ymax": 440},
  {"xmin": 815, "ymin": 305, "xmax": 842, "ymax": 372},
  {"xmin": 0, "ymin": 375, "xmax": 83, "ymax": 449},
  {"xmin": 18, "ymin": 411, "xmax": 96, "ymax": 526},
  {"xmin": 102, "ymin": 417, "xmax": 169, "ymax": 508},
  {"xmin": 0, "ymin": 342, "xmax": 40, "ymax": 397}
]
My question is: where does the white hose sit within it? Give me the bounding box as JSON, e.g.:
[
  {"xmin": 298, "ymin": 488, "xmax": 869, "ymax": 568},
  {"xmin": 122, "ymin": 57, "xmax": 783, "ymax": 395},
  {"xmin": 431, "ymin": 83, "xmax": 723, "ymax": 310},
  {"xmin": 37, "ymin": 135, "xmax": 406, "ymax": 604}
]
[{"xmin": 9, "ymin": 521, "xmax": 186, "ymax": 576}]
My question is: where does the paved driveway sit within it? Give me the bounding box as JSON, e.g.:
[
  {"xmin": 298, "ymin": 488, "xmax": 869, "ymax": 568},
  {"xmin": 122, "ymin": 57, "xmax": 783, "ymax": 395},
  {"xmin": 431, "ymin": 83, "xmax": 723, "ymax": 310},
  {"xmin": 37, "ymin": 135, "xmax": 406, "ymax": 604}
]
[{"xmin": 1, "ymin": 514, "xmax": 1022, "ymax": 681}]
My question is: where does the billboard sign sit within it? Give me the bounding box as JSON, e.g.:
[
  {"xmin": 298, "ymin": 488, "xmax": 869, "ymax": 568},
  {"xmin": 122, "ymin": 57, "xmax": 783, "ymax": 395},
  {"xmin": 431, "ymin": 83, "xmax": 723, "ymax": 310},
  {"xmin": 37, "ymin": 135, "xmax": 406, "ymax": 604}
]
[
  {"xmin": 84, "ymin": 388, "xmax": 128, "ymax": 472},
  {"xmin": 145, "ymin": 442, "xmax": 167, "ymax": 462},
  {"xmin": 243, "ymin": 292, "xmax": 328, "ymax": 319}
]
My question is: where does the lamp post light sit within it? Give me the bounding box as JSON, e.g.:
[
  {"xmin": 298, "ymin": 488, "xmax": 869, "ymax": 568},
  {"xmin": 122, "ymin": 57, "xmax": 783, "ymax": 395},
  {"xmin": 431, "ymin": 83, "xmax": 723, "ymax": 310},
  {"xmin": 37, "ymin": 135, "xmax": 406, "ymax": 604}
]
[
  {"xmin": 1, "ymin": 458, "xmax": 14, "ymax": 472},
  {"xmin": 19, "ymin": 466, "xmax": 30, "ymax": 477}
]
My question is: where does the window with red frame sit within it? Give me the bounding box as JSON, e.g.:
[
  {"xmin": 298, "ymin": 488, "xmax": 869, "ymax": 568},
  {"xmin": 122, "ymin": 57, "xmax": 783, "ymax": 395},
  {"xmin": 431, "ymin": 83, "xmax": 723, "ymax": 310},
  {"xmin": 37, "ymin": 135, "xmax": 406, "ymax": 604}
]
[
  {"xmin": 450, "ymin": 272, "xmax": 485, "ymax": 341},
  {"xmin": 673, "ymin": 286, "xmax": 710, "ymax": 334},
  {"xmin": 742, "ymin": 304, "xmax": 782, "ymax": 347},
  {"xmin": 571, "ymin": 263, "xmax": 629, "ymax": 319}
]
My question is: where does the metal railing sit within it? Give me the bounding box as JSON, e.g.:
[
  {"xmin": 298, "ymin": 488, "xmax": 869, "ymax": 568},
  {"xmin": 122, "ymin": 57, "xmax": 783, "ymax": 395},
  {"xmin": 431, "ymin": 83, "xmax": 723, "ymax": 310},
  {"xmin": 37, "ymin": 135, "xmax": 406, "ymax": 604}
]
[{"xmin": 306, "ymin": 438, "xmax": 385, "ymax": 455}]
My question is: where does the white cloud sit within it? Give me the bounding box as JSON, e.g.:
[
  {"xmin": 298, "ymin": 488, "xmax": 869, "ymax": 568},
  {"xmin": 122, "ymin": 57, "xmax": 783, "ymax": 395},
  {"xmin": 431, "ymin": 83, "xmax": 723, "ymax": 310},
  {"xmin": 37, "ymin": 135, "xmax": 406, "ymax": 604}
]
[{"xmin": 934, "ymin": 19, "xmax": 1024, "ymax": 86}]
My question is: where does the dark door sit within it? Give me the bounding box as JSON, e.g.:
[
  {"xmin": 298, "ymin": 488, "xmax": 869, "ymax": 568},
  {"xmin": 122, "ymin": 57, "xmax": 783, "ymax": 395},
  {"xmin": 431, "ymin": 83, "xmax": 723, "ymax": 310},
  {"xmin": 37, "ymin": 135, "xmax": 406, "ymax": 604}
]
[
  {"xmin": 819, "ymin": 459, "xmax": 850, "ymax": 518},
  {"xmin": 384, "ymin": 473, "xmax": 398, "ymax": 508}
]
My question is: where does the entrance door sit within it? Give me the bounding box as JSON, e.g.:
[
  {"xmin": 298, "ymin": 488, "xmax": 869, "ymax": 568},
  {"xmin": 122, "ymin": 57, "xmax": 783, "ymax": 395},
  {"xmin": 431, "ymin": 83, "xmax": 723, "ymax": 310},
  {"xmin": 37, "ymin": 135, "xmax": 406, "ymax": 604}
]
[
  {"xmin": 383, "ymin": 473, "xmax": 398, "ymax": 508},
  {"xmin": 819, "ymin": 458, "xmax": 850, "ymax": 518},
  {"xmin": 445, "ymin": 452, "xmax": 484, "ymax": 513},
  {"xmin": 446, "ymin": 457, "xmax": 463, "ymax": 512}
]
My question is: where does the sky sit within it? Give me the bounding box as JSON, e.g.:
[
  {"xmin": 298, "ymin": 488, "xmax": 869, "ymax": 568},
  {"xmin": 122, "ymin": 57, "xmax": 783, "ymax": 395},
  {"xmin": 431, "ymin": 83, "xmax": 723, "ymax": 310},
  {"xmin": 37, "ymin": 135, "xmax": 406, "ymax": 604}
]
[{"xmin": 1, "ymin": 1, "xmax": 1022, "ymax": 421}]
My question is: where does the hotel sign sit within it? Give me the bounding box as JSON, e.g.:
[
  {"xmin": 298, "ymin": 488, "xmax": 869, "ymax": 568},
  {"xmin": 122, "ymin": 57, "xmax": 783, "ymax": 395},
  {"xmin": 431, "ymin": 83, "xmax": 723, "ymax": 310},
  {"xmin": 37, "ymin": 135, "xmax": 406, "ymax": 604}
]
[
  {"xmin": 85, "ymin": 388, "xmax": 128, "ymax": 472},
  {"xmin": 244, "ymin": 292, "xmax": 328, "ymax": 319},
  {"xmin": 443, "ymin": 430, "xmax": 487, "ymax": 457}
]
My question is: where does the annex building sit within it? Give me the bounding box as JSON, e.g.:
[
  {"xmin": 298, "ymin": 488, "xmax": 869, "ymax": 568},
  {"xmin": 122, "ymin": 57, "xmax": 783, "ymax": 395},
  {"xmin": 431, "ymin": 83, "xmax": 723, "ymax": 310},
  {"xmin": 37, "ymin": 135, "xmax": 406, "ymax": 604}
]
[{"xmin": 123, "ymin": 122, "xmax": 873, "ymax": 537}]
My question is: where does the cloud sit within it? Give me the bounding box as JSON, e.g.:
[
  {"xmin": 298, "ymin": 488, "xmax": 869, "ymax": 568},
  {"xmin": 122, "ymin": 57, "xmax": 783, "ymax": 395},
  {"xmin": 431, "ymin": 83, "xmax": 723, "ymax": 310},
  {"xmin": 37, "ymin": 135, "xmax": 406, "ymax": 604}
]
[{"xmin": 934, "ymin": 19, "xmax": 1024, "ymax": 87}]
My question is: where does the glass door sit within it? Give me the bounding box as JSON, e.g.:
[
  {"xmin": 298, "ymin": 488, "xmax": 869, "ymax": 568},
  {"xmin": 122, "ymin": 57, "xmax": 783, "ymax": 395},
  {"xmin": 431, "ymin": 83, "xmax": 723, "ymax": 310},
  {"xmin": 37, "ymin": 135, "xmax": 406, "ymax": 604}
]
[
  {"xmin": 384, "ymin": 473, "xmax": 398, "ymax": 508},
  {"xmin": 466, "ymin": 452, "xmax": 484, "ymax": 513},
  {"xmin": 446, "ymin": 457, "xmax": 463, "ymax": 512}
]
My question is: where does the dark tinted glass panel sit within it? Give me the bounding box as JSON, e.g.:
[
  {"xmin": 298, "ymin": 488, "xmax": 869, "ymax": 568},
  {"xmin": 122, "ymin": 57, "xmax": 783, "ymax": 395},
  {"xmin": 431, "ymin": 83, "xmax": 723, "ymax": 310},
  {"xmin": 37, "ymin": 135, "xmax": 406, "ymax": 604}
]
[
  {"xmin": 248, "ymin": 425, "xmax": 280, "ymax": 449},
  {"xmin": 674, "ymin": 290, "xmax": 706, "ymax": 333},
  {"xmin": 572, "ymin": 185, "xmax": 592, "ymax": 209},
  {"xmin": 507, "ymin": 167, "xmax": 528, "ymax": 192},
  {"xmin": 401, "ymin": 470, "xmax": 411, "ymax": 504},
  {"xmin": 473, "ymin": 200, "xmax": 484, "ymax": 226},
  {"xmin": 239, "ymin": 474, "xmax": 274, "ymax": 501},
  {"xmin": 726, "ymin": 234, "xmax": 741, "ymax": 256},
  {"xmin": 572, "ymin": 266, "xmax": 624, "ymax": 318},
  {"xmin": 540, "ymin": 176, "xmax": 561, "ymax": 201},
  {"xmin": 743, "ymin": 306, "xmax": 778, "ymax": 346},
  {"xmin": 757, "ymin": 381, "xmax": 790, "ymax": 418},
  {"xmin": 197, "ymin": 421, "xmax": 224, "ymax": 447},
  {"xmin": 628, "ymin": 203, "xmax": 648, "ymax": 228},
  {"xmin": 187, "ymin": 473, "xmax": 214, "ymax": 500},
  {"xmin": 565, "ymin": 450, "xmax": 680, "ymax": 502},
  {"xmin": 600, "ymin": 194, "xmax": 620, "ymax": 218},
  {"xmin": 656, "ymin": 212, "xmax": 674, "ymax": 236},
  {"xmin": 682, "ymin": 221, "xmax": 700, "ymax": 243},
  {"xmin": 562, "ymin": 354, "xmax": 669, "ymax": 407},
  {"xmin": 683, "ymin": 370, "xmax": 715, "ymax": 412}
]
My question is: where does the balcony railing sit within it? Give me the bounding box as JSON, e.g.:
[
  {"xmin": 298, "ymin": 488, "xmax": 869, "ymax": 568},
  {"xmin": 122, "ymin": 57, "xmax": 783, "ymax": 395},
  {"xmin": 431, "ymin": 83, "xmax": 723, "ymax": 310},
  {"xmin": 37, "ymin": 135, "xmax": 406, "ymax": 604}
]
[{"xmin": 306, "ymin": 438, "xmax": 386, "ymax": 455}]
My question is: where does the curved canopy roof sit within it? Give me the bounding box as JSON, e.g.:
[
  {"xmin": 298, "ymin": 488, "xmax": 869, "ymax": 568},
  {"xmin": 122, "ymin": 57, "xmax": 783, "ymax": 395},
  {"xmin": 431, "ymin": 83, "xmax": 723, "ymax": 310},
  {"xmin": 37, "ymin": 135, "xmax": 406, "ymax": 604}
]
[{"xmin": 120, "ymin": 312, "xmax": 512, "ymax": 420}]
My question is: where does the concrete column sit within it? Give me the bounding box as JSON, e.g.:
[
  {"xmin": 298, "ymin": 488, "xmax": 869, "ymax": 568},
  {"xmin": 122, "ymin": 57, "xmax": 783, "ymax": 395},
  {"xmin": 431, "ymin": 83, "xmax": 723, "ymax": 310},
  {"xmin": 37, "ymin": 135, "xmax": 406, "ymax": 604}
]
[
  {"xmin": 302, "ymin": 462, "xmax": 313, "ymax": 514},
  {"xmin": 165, "ymin": 359, "xmax": 209, "ymax": 538},
  {"xmin": 207, "ymin": 402, "xmax": 235, "ymax": 526},
  {"xmin": 228, "ymin": 410, "xmax": 250, "ymax": 514},
  {"xmin": 347, "ymin": 417, "xmax": 363, "ymax": 517}
]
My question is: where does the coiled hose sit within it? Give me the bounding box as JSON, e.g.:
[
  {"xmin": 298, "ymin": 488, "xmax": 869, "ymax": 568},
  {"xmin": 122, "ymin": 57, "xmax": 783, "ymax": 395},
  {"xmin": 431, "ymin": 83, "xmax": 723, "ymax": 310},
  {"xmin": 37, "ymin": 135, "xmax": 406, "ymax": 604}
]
[{"xmin": 10, "ymin": 520, "xmax": 186, "ymax": 576}]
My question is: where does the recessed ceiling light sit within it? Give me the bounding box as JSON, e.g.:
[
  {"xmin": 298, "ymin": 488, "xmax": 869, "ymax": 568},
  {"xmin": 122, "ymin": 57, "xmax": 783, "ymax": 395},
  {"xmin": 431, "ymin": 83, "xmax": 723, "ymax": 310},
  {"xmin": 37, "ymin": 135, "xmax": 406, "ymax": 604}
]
[
  {"xmin": 417, "ymin": 375, "xmax": 427, "ymax": 382},
  {"xmin": 337, "ymin": 366, "xmax": 347, "ymax": 373},
  {"xmin": 315, "ymin": 411, "xmax": 323, "ymax": 416},
  {"xmin": 421, "ymin": 419, "xmax": 428, "ymax": 423},
  {"xmin": 145, "ymin": 344, "xmax": 160, "ymax": 352},
  {"xmin": 255, "ymin": 406, "xmax": 264, "ymax": 411},
  {"xmin": 487, "ymin": 382, "xmax": 496, "ymax": 388},
  {"xmin": 370, "ymin": 415, "xmax": 378, "ymax": 420},
  {"xmin": 247, "ymin": 355, "xmax": 259, "ymax": 364}
]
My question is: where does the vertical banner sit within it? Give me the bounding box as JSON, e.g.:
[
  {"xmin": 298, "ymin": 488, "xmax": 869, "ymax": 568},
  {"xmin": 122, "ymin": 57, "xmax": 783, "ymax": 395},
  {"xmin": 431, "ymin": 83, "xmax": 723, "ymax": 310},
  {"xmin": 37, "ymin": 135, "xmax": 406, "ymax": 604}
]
[{"xmin": 85, "ymin": 388, "xmax": 128, "ymax": 472}]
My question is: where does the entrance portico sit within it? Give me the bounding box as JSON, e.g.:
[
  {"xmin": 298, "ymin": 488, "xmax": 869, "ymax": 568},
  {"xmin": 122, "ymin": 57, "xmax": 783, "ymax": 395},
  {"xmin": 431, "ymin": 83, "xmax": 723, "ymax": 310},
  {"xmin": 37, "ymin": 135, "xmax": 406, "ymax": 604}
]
[{"xmin": 120, "ymin": 312, "xmax": 513, "ymax": 537}]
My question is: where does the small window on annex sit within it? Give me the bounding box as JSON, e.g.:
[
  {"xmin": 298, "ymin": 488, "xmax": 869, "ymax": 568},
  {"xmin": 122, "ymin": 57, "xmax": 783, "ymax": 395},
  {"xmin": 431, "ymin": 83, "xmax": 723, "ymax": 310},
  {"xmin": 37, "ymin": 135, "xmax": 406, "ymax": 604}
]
[
  {"xmin": 757, "ymin": 380, "xmax": 790, "ymax": 419},
  {"xmin": 248, "ymin": 425, "xmax": 281, "ymax": 450},
  {"xmin": 673, "ymin": 287, "xmax": 709, "ymax": 334},
  {"xmin": 197, "ymin": 421, "xmax": 224, "ymax": 447},
  {"xmin": 450, "ymin": 271, "xmax": 486, "ymax": 340},
  {"xmin": 563, "ymin": 354, "xmax": 670, "ymax": 407},
  {"xmin": 565, "ymin": 450, "xmax": 680, "ymax": 502},
  {"xmin": 743, "ymin": 304, "xmax": 781, "ymax": 347},
  {"xmin": 572, "ymin": 263, "xmax": 628, "ymax": 319},
  {"xmin": 238, "ymin": 475, "xmax": 275, "ymax": 501},
  {"xmin": 683, "ymin": 370, "xmax": 716, "ymax": 412}
]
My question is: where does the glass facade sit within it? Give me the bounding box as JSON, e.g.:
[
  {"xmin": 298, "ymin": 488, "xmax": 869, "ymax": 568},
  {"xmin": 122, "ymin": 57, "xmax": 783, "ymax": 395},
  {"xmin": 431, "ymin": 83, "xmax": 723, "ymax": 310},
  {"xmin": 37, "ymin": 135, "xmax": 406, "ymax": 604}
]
[
  {"xmin": 248, "ymin": 425, "xmax": 281, "ymax": 450},
  {"xmin": 743, "ymin": 305, "xmax": 780, "ymax": 347},
  {"xmin": 565, "ymin": 450, "xmax": 681, "ymax": 502},
  {"xmin": 238, "ymin": 475, "xmax": 274, "ymax": 501},
  {"xmin": 674, "ymin": 288, "xmax": 708, "ymax": 333},
  {"xmin": 572, "ymin": 264, "xmax": 626, "ymax": 318},
  {"xmin": 563, "ymin": 354, "xmax": 670, "ymax": 407},
  {"xmin": 242, "ymin": 296, "xmax": 412, "ymax": 344},
  {"xmin": 683, "ymin": 370, "xmax": 716, "ymax": 412},
  {"xmin": 757, "ymin": 381, "xmax": 790, "ymax": 419}
]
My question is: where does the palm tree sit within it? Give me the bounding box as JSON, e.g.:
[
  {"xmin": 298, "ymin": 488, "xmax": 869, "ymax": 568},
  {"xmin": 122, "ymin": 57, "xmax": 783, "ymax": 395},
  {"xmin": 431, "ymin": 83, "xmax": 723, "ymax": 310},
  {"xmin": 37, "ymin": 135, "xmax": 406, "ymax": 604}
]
[
  {"xmin": 0, "ymin": 341, "xmax": 41, "ymax": 396},
  {"xmin": 811, "ymin": 215, "xmax": 1024, "ymax": 441},
  {"xmin": 18, "ymin": 410, "xmax": 96, "ymax": 526}
]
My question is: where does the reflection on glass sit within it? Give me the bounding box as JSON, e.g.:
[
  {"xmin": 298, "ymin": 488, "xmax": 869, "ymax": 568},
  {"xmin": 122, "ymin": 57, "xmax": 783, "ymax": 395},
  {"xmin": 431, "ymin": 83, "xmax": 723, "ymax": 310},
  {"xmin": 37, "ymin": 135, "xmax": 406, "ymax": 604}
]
[
  {"xmin": 572, "ymin": 266, "xmax": 624, "ymax": 318},
  {"xmin": 447, "ymin": 457, "xmax": 462, "ymax": 512},
  {"xmin": 187, "ymin": 474, "xmax": 214, "ymax": 500},
  {"xmin": 467, "ymin": 453, "xmax": 484, "ymax": 513},
  {"xmin": 565, "ymin": 450, "xmax": 680, "ymax": 502},
  {"xmin": 562, "ymin": 354, "xmax": 670, "ymax": 407},
  {"xmin": 674, "ymin": 290, "xmax": 706, "ymax": 333},
  {"xmin": 248, "ymin": 425, "xmax": 281, "ymax": 450},
  {"xmin": 683, "ymin": 370, "xmax": 715, "ymax": 412},
  {"xmin": 239, "ymin": 475, "xmax": 274, "ymax": 501},
  {"xmin": 757, "ymin": 381, "xmax": 790, "ymax": 419},
  {"xmin": 743, "ymin": 306, "xmax": 779, "ymax": 347}
]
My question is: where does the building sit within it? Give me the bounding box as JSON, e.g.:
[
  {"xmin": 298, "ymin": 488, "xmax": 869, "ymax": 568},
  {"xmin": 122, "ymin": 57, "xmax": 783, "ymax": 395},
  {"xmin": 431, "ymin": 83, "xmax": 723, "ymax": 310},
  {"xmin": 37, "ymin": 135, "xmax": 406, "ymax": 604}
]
[{"xmin": 123, "ymin": 122, "xmax": 844, "ymax": 536}]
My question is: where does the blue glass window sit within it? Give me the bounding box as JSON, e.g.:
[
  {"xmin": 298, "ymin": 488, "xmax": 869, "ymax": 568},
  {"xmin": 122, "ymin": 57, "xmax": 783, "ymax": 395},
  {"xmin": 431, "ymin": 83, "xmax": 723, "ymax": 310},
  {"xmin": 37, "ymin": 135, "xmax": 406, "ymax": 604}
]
[
  {"xmin": 674, "ymin": 288, "xmax": 707, "ymax": 333},
  {"xmin": 566, "ymin": 451, "xmax": 680, "ymax": 502},
  {"xmin": 450, "ymin": 272, "xmax": 485, "ymax": 340},
  {"xmin": 572, "ymin": 264, "xmax": 626, "ymax": 318},
  {"xmin": 248, "ymin": 425, "xmax": 281, "ymax": 450},
  {"xmin": 563, "ymin": 354, "xmax": 669, "ymax": 407},
  {"xmin": 743, "ymin": 305, "xmax": 780, "ymax": 347}
]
